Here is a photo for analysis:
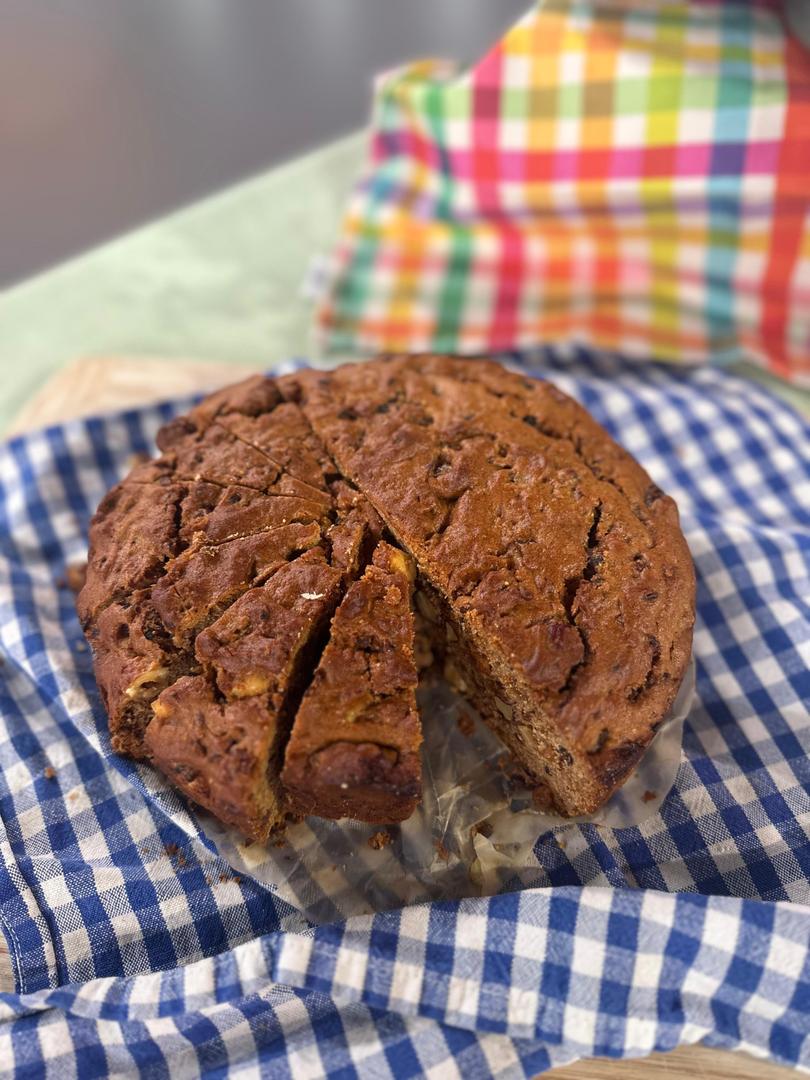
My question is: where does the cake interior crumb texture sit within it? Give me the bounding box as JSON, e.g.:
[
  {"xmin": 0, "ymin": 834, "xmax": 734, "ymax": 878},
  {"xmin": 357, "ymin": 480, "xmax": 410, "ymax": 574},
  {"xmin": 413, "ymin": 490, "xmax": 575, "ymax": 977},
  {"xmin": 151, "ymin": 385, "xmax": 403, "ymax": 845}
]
[{"xmin": 78, "ymin": 356, "xmax": 695, "ymax": 840}]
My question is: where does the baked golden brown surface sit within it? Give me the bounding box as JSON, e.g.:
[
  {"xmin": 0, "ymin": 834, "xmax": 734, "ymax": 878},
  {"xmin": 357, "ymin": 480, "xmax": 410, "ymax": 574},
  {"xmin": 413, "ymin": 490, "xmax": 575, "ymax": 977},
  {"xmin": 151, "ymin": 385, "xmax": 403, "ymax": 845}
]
[{"xmin": 78, "ymin": 356, "xmax": 695, "ymax": 837}]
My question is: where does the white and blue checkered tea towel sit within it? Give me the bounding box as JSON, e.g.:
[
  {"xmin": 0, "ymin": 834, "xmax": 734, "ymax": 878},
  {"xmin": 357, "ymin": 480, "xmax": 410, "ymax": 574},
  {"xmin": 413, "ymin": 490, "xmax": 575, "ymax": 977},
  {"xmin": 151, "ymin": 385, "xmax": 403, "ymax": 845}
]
[{"xmin": 0, "ymin": 351, "xmax": 808, "ymax": 1078}]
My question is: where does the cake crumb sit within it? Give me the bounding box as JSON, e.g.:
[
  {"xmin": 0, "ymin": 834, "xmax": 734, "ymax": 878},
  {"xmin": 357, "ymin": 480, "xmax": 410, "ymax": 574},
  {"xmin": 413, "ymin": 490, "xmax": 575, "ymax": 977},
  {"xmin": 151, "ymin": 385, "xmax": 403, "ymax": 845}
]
[
  {"xmin": 367, "ymin": 830, "xmax": 391, "ymax": 850},
  {"xmin": 456, "ymin": 710, "xmax": 475, "ymax": 738},
  {"xmin": 164, "ymin": 843, "xmax": 179, "ymax": 858},
  {"xmin": 64, "ymin": 562, "xmax": 87, "ymax": 594},
  {"xmin": 218, "ymin": 872, "xmax": 242, "ymax": 885},
  {"xmin": 384, "ymin": 585, "xmax": 402, "ymax": 606},
  {"xmin": 642, "ymin": 790, "xmax": 657, "ymax": 803},
  {"xmin": 434, "ymin": 839, "xmax": 450, "ymax": 862},
  {"xmin": 43, "ymin": 766, "xmax": 56, "ymax": 780}
]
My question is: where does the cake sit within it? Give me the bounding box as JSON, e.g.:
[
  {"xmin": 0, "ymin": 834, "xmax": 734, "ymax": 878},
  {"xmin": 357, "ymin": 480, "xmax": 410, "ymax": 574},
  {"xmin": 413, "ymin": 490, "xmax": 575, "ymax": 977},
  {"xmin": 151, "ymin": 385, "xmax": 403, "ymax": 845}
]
[{"xmin": 78, "ymin": 355, "xmax": 695, "ymax": 838}]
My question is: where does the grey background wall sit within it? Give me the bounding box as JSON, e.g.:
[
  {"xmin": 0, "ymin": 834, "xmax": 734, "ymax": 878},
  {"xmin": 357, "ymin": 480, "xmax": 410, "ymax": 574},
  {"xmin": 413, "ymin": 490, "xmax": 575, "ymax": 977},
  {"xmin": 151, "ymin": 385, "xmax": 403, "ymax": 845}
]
[{"xmin": 0, "ymin": 0, "xmax": 527, "ymax": 287}]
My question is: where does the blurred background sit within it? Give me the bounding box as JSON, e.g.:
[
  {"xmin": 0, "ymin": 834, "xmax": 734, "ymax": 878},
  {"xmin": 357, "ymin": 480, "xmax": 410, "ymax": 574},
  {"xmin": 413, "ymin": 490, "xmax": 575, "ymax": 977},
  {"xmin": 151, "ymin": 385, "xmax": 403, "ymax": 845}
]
[{"xmin": 0, "ymin": 0, "xmax": 527, "ymax": 288}]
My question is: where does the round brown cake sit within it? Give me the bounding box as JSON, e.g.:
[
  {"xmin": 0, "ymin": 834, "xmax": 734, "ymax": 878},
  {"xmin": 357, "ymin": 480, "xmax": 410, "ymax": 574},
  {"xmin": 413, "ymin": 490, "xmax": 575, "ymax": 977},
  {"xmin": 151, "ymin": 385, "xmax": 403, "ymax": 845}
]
[{"xmin": 77, "ymin": 356, "xmax": 695, "ymax": 840}]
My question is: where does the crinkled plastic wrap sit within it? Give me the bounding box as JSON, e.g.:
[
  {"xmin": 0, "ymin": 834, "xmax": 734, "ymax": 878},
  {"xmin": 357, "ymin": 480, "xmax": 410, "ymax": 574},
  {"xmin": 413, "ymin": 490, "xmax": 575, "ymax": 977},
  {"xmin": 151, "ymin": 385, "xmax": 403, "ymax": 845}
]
[{"xmin": 198, "ymin": 659, "xmax": 695, "ymax": 924}]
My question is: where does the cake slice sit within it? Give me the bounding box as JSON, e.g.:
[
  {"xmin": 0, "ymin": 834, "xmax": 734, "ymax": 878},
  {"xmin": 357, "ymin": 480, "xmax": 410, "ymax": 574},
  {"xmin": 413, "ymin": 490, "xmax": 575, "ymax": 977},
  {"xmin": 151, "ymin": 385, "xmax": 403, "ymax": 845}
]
[
  {"xmin": 282, "ymin": 542, "xmax": 422, "ymax": 822},
  {"xmin": 145, "ymin": 552, "xmax": 343, "ymax": 838}
]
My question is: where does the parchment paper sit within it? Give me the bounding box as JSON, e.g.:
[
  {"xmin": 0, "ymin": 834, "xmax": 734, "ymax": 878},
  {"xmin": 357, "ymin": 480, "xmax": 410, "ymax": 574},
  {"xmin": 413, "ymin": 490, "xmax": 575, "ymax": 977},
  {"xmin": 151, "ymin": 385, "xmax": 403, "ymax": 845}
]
[{"xmin": 197, "ymin": 659, "xmax": 695, "ymax": 923}]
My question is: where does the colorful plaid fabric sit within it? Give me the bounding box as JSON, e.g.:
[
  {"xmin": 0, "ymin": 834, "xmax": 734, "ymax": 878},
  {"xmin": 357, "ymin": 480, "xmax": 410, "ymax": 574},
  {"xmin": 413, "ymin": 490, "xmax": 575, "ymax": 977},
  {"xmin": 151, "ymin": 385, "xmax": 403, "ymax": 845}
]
[
  {"xmin": 315, "ymin": 0, "xmax": 810, "ymax": 385},
  {"xmin": 1, "ymin": 352, "xmax": 809, "ymax": 1076}
]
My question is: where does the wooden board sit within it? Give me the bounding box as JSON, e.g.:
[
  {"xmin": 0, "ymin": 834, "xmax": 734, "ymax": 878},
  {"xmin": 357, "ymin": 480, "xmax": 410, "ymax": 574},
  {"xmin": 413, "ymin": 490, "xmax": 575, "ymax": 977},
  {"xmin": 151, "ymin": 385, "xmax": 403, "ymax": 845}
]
[
  {"xmin": 6, "ymin": 356, "xmax": 262, "ymax": 435},
  {"xmin": 5, "ymin": 356, "xmax": 795, "ymax": 1080}
]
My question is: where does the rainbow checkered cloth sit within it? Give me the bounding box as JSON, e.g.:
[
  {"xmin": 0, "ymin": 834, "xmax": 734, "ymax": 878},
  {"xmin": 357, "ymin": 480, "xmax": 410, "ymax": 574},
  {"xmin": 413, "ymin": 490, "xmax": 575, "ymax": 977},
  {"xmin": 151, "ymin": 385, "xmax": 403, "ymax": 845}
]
[{"xmin": 315, "ymin": 0, "xmax": 810, "ymax": 385}]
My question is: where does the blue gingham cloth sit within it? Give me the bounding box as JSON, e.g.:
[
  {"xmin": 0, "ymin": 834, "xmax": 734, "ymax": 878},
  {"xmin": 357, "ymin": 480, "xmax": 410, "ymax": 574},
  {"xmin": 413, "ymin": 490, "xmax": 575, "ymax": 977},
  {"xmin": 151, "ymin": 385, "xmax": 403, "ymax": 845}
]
[{"xmin": 1, "ymin": 351, "xmax": 809, "ymax": 1078}]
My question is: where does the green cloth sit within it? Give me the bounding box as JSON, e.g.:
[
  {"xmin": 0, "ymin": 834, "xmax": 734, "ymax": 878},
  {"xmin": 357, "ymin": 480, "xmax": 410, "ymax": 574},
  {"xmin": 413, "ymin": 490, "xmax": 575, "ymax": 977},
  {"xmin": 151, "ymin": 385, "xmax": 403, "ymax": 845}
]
[
  {"xmin": 0, "ymin": 128, "xmax": 806, "ymax": 435},
  {"xmin": 0, "ymin": 133, "xmax": 366, "ymax": 435}
]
